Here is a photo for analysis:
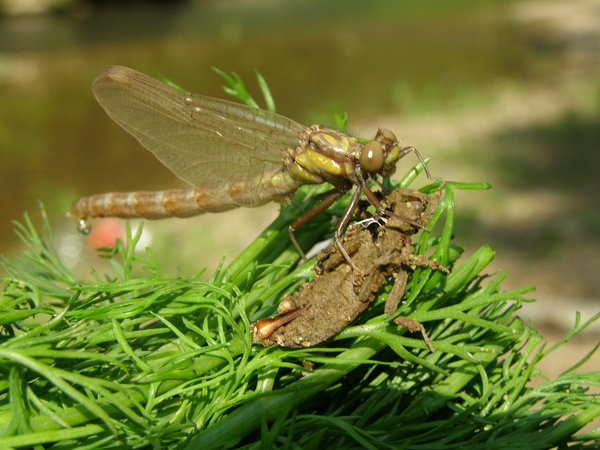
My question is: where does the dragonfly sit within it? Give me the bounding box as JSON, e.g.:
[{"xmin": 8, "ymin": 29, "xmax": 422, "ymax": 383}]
[{"xmin": 69, "ymin": 66, "xmax": 437, "ymax": 266}]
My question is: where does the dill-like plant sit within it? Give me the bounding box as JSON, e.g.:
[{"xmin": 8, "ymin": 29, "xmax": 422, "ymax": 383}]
[{"xmin": 1, "ymin": 70, "xmax": 599, "ymax": 450}]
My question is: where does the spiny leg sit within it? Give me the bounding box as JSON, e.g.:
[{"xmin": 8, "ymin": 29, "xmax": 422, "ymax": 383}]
[
  {"xmin": 331, "ymin": 188, "xmax": 363, "ymax": 272},
  {"xmin": 398, "ymin": 146, "xmax": 445, "ymax": 186},
  {"xmin": 288, "ymin": 190, "xmax": 343, "ymax": 262},
  {"xmin": 288, "ymin": 187, "xmax": 362, "ymax": 273}
]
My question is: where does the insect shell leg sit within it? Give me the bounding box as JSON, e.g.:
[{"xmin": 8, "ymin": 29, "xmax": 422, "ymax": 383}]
[{"xmin": 393, "ymin": 317, "xmax": 436, "ymax": 353}]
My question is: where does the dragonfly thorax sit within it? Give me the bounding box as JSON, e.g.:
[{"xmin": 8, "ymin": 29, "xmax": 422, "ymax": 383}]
[
  {"xmin": 305, "ymin": 125, "xmax": 359, "ymax": 159},
  {"xmin": 287, "ymin": 125, "xmax": 403, "ymax": 191},
  {"xmin": 287, "ymin": 126, "xmax": 361, "ymax": 188}
]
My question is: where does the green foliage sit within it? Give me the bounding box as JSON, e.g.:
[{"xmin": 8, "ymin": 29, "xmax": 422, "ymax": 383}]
[
  {"xmin": 211, "ymin": 68, "xmax": 276, "ymax": 113},
  {"xmin": 1, "ymin": 69, "xmax": 599, "ymax": 449},
  {"xmin": 2, "ymin": 175, "xmax": 599, "ymax": 449}
]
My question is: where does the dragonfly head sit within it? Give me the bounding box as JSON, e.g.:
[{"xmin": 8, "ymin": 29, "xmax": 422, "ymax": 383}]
[{"xmin": 359, "ymin": 128, "xmax": 400, "ymax": 178}]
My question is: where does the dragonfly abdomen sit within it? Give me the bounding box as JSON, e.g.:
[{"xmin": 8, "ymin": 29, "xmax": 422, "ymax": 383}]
[
  {"xmin": 69, "ymin": 167, "xmax": 305, "ymax": 221},
  {"xmin": 69, "ymin": 188, "xmax": 227, "ymax": 220}
]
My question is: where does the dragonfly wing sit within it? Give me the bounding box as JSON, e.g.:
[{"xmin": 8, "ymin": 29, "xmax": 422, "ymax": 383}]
[{"xmin": 92, "ymin": 65, "xmax": 306, "ymax": 206}]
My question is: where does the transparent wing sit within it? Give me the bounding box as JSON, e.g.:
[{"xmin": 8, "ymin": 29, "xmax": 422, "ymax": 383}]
[{"xmin": 92, "ymin": 66, "xmax": 306, "ymax": 205}]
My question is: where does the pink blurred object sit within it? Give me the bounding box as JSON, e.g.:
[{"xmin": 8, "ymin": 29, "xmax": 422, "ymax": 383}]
[{"xmin": 86, "ymin": 218, "xmax": 125, "ymax": 251}]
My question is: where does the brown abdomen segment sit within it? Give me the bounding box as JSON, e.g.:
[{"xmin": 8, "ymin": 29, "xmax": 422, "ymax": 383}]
[
  {"xmin": 69, "ymin": 167, "xmax": 306, "ymax": 221},
  {"xmin": 68, "ymin": 187, "xmax": 247, "ymax": 220}
]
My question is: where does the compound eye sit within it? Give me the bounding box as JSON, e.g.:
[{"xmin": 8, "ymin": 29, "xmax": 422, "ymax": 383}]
[
  {"xmin": 361, "ymin": 141, "xmax": 384, "ymax": 173},
  {"xmin": 380, "ymin": 128, "xmax": 397, "ymax": 142}
]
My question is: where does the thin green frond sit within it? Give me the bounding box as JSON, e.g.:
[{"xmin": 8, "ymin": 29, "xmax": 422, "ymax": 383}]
[{"xmin": 1, "ymin": 71, "xmax": 598, "ymax": 450}]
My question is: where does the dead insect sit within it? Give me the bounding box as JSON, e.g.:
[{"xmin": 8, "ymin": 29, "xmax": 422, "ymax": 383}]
[{"xmin": 251, "ymin": 187, "xmax": 448, "ymax": 349}]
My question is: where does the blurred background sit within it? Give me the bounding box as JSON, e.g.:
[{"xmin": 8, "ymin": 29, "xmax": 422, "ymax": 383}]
[{"xmin": 1, "ymin": 0, "xmax": 599, "ymax": 380}]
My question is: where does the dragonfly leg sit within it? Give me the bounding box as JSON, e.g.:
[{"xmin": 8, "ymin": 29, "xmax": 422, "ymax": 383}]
[
  {"xmin": 289, "ymin": 190, "xmax": 344, "ymax": 261},
  {"xmin": 398, "ymin": 146, "xmax": 446, "ymax": 185},
  {"xmin": 332, "ymin": 187, "xmax": 363, "ymax": 273}
]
